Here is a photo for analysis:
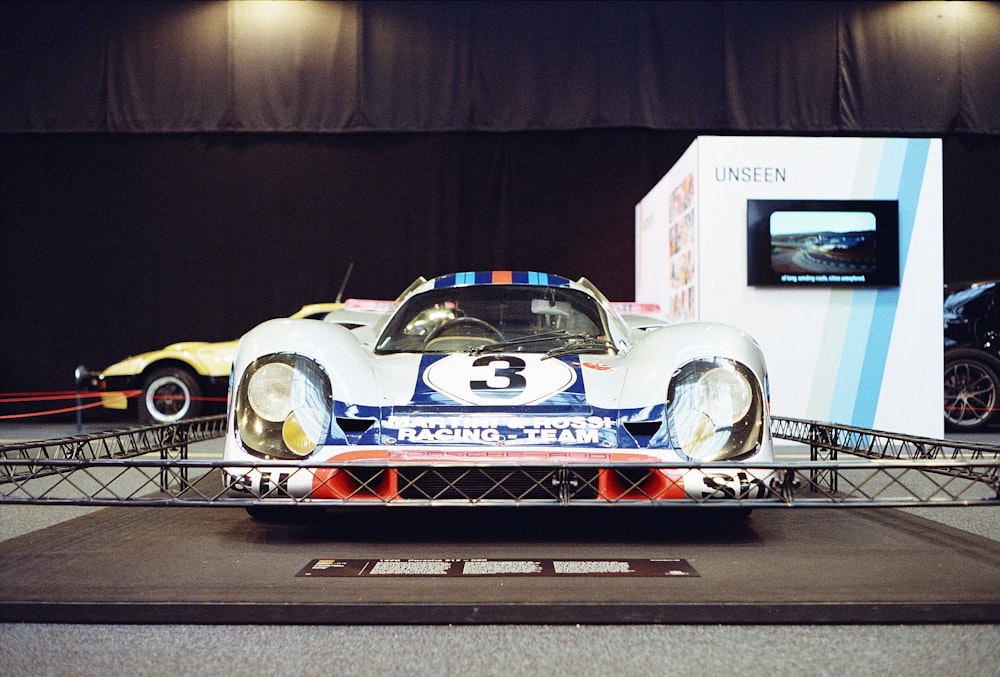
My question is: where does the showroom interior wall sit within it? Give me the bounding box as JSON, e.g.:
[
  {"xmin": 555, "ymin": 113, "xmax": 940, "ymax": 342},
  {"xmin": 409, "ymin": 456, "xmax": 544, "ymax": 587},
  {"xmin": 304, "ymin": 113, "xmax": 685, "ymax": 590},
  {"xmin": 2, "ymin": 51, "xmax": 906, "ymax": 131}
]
[
  {"xmin": 1, "ymin": 1, "xmax": 998, "ymax": 405},
  {"xmin": 636, "ymin": 136, "xmax": 943, "ymax": 436}
]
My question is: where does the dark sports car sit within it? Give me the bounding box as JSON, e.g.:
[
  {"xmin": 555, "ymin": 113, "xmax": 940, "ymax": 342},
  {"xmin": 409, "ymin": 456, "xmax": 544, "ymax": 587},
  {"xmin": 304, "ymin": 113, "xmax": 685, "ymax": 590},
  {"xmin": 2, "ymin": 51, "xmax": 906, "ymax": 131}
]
[{"xmin": 943, "ymin": 281, "xmax": 1000, "ymax": 431}]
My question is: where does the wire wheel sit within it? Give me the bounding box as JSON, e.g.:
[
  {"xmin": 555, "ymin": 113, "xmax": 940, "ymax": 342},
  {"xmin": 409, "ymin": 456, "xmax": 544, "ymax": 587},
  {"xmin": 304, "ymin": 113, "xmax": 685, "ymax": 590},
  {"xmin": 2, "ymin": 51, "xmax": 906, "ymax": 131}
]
[{"xmin": 140, "ymin": 367, "xmax": 202, "ymax": 423}]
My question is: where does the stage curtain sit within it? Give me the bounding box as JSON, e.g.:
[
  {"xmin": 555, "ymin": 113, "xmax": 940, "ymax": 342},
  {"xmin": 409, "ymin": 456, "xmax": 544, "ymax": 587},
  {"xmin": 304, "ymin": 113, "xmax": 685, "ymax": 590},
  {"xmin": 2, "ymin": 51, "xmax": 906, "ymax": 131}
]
[{"xmin": 1, "ymin": 1, "xmax": 997, "ymax": 134}]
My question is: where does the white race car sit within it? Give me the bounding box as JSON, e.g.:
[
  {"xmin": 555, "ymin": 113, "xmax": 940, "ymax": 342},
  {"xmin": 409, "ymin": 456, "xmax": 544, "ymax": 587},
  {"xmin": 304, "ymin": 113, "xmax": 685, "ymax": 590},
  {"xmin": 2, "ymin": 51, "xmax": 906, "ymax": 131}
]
[{"xmin": 223, "ymin": 271, "xmax": 775, "ymax": 514}]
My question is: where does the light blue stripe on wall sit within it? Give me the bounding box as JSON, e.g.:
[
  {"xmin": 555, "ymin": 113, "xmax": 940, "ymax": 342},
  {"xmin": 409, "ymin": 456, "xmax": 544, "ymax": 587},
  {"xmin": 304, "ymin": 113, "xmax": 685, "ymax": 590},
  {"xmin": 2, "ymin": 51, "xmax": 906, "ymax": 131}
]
[
  {"xmin": 844, "ymin": 138, "xmax": 930, "ymax": 427},
  {"xmin": 828, "ymin": 289, "xmax": 877, "ymax": 423}
]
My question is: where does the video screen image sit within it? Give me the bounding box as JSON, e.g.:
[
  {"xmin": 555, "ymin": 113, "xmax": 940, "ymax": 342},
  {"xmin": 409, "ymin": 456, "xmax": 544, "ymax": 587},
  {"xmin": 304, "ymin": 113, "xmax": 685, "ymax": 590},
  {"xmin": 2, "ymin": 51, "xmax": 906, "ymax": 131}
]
[{"xmin": 747, "ymin": 200, "xmax": 899, "ymax": 287}]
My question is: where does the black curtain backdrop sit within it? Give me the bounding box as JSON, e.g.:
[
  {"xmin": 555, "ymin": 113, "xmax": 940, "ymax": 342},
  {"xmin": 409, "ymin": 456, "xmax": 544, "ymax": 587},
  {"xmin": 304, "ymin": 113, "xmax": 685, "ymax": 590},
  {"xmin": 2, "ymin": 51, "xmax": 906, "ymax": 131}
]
[
  {"xmin": 0, "ymin": 129, "xmax": 689, "ymax": 397},
  {"xmin": 2, "ymin": 1, "xmax": 999, "ymax": 403},
  {"xmin": 3, "ymin": 131, "xmax": 999, "ymax": 398},
  {"xmin": 2, "ymin": 1, "xmax": 998, "ymax": 134}
]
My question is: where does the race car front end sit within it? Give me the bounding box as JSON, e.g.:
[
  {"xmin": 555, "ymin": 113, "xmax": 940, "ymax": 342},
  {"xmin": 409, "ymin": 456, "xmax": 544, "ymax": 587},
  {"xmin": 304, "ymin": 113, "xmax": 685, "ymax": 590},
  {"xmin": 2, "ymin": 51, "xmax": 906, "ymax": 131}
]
[{"xmin": 221, "ymin": 319, "xmax": 777, "ymax": 509}]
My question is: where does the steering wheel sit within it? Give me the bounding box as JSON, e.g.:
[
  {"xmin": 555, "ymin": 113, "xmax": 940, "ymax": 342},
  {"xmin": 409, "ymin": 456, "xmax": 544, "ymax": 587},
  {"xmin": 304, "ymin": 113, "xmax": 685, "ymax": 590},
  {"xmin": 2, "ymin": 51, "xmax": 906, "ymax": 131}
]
[{"xmin": 424, "ymin": 317, "xmax": 504, "ymax": 344}]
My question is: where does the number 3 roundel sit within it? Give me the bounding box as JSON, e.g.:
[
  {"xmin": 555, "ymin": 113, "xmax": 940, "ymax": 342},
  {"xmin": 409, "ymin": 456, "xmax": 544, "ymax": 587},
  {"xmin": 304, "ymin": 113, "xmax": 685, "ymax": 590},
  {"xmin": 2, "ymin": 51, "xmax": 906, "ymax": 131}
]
[{"xmin": 422, "ymin": 353, "xmax": 577, "ymax": 406}]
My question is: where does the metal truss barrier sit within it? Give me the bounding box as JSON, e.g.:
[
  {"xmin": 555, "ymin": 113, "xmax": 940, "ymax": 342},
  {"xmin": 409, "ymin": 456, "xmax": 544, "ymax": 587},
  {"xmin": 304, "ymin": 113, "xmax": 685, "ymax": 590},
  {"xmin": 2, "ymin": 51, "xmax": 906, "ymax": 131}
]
[{"xmin": 0, "ymin": 415, "xmax": 997, "ymax": 508}]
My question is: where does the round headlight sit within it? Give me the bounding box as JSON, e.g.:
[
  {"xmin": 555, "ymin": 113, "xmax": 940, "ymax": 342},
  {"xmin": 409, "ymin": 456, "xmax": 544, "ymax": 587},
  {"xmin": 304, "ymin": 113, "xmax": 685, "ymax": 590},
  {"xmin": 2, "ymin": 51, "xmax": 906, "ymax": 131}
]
[
  {"xmin": 248, "ymin": 361, "xmax": 297, "ymax": 422},
  {"xmin": 282, "ymin": 407, "xmax": 327, "ymax": 456},
  {"xmin": 696, "ymin": 366, "xmax": 753, "ymax": 426},
  {"xmin": 237, "ymin": 354, "xmax": 333, "ymax": 459},
  {"xmin": 671, "ymin": 409, "xmax": 717, "ymax": 452},
  {"xmin": 666, "ymin": 358, "xmax": 763, "ymax": 461}
]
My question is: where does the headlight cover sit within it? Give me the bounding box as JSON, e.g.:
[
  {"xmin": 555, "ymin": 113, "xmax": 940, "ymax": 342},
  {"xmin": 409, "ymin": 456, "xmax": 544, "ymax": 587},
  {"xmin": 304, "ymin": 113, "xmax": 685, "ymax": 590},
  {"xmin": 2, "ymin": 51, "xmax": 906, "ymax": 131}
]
[
  {"xmin": 236, "ymin": 354, "xmax": 332, "ymax": 459},
  {"xmin": 665, "ymin": 357, "xmax": 764, "ymax": 461}
]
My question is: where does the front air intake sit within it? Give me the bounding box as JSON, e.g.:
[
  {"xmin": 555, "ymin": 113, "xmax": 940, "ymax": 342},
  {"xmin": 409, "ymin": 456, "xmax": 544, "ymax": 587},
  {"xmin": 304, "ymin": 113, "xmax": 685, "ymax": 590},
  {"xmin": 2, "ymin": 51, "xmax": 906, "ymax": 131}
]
[{"xmin": 396, "ymin": 466, "xmax": 600, "ymax": 501}]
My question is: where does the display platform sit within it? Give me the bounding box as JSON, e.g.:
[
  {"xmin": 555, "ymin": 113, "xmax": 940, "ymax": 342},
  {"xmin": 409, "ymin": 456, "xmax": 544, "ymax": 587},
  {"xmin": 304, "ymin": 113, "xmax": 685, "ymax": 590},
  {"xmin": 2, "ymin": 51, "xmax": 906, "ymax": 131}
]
[{"xmin": 1, "ymin": 505, "xmax": 997, "ymax": 624}]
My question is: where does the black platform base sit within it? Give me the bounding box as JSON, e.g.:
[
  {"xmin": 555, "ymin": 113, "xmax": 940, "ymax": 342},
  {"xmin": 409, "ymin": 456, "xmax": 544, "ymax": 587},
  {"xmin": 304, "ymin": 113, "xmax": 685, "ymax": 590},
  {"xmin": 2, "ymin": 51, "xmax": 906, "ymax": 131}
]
[{"xmin": 1, "ymin": 506, "xmax": 997, "ymax": 624}]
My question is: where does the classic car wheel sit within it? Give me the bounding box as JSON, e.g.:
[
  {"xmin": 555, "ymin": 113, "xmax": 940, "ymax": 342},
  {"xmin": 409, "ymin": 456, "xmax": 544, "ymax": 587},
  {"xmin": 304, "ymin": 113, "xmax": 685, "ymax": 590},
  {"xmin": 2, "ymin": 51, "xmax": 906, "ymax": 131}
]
[
  {"xmin": 943, "ymin": 350, "xmax": 1000, "ymax": 431},
  {"xmin": 139, "ymin": 367, "xmax": 202, "ymax": 423}
]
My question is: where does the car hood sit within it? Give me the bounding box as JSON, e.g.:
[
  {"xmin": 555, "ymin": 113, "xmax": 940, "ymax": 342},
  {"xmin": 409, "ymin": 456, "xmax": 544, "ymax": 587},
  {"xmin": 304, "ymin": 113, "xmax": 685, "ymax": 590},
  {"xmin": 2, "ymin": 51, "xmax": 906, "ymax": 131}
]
[
  {"xmin": 102, "ymin": 340, "xmax": 239, "ymax": 377},
  {"xmin": 370, "ymin": 352, "xmax": 634, "ymax": 449}
]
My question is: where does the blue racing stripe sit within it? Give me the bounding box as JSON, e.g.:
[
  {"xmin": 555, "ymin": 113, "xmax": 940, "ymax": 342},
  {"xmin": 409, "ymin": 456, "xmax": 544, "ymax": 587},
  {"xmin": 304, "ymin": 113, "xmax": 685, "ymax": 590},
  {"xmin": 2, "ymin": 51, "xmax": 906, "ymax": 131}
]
[{"xmin": 432, "ymin": 271, "xmax": 572, "ymax": 288}]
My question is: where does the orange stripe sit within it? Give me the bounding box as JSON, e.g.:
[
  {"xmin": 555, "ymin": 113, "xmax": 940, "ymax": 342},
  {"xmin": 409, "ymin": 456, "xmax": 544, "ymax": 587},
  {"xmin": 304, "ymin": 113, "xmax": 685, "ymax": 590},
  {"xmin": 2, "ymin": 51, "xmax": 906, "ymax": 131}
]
[{"xmin": 493, "ymin": 270, "xmax": 513, "ymax": 284}]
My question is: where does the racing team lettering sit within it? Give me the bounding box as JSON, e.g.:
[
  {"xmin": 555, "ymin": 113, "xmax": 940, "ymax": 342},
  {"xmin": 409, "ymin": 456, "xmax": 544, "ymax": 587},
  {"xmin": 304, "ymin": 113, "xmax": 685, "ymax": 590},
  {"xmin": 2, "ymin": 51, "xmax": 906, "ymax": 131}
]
[{"xmin": 388, "ymin": 414, "xmax": 616, "ymax": 445}]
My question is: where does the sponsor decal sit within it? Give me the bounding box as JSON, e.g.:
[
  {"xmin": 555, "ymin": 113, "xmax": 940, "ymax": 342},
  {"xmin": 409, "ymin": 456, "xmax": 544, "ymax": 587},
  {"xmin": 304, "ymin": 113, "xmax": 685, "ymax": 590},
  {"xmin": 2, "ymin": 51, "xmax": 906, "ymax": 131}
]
[
  {"xmin": 691, "ymin": 470, "xmax": 772, "ymax": 500},
  {"xmin": 387, "ymin": 413, "xmax": 616, "ymax": 445}
]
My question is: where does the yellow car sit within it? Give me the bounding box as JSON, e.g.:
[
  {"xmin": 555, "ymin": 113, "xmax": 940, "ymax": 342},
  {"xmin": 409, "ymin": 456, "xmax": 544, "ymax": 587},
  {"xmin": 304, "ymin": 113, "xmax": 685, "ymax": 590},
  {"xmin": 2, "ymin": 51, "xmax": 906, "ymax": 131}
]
[{"xmin": 81, "ymin": 302, "xmax": 389, "ymax": 423}]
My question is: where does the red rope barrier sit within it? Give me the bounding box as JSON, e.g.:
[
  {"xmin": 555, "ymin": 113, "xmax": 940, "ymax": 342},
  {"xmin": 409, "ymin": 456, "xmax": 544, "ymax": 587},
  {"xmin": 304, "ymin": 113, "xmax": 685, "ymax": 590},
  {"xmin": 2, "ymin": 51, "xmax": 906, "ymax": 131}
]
[
  {"xmin": 0, "ymin": 400, "xmax": 108, "ymax": 420},
  {"xmin": 0, "ymin": 390, "xmax": 83, "ymax": 397},
  {"xmin": 0, "ymin": 392, "xmax": 110, "ymax": 403},
  {"xmin": 0, "ymin": 390, "xmax": 226, "ymax": 420}
]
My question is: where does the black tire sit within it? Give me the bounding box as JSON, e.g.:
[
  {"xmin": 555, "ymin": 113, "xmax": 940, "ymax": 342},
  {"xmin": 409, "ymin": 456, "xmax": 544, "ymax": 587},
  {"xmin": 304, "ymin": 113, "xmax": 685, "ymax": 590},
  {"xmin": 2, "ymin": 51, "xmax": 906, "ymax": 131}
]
[
  {"xmin": 138, "ymin": 366, "xmax": 202, "ymax": 424},
  {"xmin": 943, "ymin": 349, "xmax": 1000, "ymax": 432}
]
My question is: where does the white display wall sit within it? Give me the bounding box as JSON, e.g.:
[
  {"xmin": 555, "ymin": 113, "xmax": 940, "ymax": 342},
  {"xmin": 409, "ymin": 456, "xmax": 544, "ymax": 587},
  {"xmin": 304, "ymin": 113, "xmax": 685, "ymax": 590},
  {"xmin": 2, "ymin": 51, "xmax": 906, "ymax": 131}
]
[{"xmin": 635, "ymin": 136, "xmax": 943, "ymax": 437}]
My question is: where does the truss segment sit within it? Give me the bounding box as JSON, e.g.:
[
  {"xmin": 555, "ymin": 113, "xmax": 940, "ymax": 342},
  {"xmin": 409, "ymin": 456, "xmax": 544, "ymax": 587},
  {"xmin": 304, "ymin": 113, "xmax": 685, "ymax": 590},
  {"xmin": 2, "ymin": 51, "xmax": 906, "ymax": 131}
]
[{"xmin": 0, "ymin": 415, "xmax": 997, "ymax": 507}]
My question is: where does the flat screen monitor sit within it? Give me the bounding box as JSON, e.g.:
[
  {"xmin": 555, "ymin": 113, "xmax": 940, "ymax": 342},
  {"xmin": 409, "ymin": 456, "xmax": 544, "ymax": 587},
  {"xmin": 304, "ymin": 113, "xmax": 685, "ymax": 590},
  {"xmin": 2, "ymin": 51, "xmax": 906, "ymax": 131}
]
[{"xmin": 746, "ymin": 199, "xmax": 900, "ymax": 287}]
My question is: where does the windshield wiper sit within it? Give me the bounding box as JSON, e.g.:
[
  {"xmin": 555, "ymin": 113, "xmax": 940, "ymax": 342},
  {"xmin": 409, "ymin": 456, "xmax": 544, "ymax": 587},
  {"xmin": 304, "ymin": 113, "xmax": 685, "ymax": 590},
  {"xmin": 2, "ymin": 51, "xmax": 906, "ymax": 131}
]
[
  {"xmin": 542, "ymin": 336, "xmax": 616, "ymax": 359},
  {"xmin": 470, "ymin": 330, "xmax": 571, "ymax": 355},
  {"xmin": 471, "ymin": 331, "xmax": 616, "ymax": 358}
]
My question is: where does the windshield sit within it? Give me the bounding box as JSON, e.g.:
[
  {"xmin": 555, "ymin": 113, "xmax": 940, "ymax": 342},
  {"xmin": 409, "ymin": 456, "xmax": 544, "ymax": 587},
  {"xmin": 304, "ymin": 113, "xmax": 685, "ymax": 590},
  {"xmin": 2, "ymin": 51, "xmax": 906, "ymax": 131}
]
[
  {"xmin": 944, "ymin": 282, "xmax": 996, "ymax": 314},
  {"xmin": 375, "ymin": 285, "xmax": 613, "ymax": 355}
]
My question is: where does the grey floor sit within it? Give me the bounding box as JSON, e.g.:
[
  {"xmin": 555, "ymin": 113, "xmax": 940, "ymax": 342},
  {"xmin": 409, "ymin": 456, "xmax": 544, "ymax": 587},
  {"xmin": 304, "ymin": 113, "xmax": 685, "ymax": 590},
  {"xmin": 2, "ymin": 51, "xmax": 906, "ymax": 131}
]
[{"xmin": 1, "ymin": 422, "xmax": 998, "ymax": 676}]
